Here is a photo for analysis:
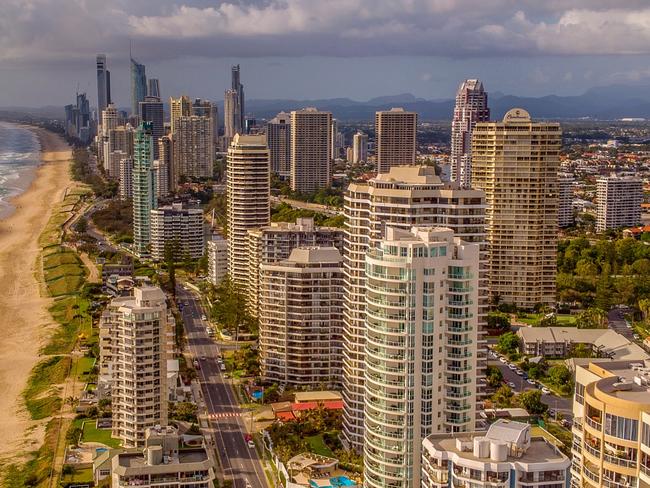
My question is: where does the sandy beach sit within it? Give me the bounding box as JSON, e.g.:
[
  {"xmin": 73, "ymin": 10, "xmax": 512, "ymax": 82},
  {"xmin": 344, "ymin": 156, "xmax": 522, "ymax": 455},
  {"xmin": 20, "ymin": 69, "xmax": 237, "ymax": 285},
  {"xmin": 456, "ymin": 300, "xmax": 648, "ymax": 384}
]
[{"xmin": 0, "ymin": 128, "xmax": 73, "ymax": 462}]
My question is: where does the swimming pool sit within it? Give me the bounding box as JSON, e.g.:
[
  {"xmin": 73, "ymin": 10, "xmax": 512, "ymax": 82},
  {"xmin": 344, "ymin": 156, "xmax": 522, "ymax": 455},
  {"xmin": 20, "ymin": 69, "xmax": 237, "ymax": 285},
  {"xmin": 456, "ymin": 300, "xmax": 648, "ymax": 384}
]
[
  {"xmin": 251, "ymin": 390, "xmax": 263, "ymax": 400},
  {"xmin": 309, "ymin": 476, "xmax": 356, "ymax": 488}
]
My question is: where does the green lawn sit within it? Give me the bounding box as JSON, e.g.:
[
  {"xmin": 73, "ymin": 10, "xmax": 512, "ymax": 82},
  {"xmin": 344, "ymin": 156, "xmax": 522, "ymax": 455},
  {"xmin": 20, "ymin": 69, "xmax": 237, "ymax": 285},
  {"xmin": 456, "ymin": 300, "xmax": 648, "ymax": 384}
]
[
  {"xmin": 60, "ymin": 466, "xmax": 93, "ymax": 485},
  {"xmin": 74, "ymin": 357, "xmax": 96, "ymax": 382},
  {"xmin": 306, "ymin": 434, "xmax": 335, "ymax": 457},
  {"xmin": 74, "ymin": 419, "xmax": 121, "ymax": 448},
  {"xmin": 517, "ymin": 313, "xmax": 576, "ymax": 326}
]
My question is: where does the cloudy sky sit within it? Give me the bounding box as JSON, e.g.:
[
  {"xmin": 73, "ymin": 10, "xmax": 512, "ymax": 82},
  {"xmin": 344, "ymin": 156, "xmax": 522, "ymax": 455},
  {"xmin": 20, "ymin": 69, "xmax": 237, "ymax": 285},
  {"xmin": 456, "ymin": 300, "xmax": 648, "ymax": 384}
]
[{"xmin": 2, "ymin": 0, "xmax": 650, "ymax": 107}]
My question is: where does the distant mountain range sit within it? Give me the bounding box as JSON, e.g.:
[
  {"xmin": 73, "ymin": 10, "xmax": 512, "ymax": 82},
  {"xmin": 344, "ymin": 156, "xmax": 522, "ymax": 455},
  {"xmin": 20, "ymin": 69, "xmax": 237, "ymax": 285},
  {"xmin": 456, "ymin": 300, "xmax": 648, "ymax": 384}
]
[{"xmin": 6, "ymin": 84, "xmax": 650, "ymax": 121}]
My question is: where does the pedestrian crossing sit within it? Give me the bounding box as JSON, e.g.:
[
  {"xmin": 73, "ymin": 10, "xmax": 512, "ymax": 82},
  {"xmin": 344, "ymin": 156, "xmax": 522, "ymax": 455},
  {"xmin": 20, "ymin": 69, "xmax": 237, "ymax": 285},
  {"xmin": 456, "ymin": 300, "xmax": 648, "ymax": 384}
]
[{"xmin": 208, "ymin": 412, "xmax": 240, "ymax": 419}]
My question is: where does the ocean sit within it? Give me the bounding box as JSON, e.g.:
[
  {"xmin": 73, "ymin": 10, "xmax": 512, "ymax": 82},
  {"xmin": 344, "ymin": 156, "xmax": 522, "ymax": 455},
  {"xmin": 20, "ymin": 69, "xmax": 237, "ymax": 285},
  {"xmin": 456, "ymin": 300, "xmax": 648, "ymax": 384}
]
[{"xmin": 0, "ymin": 122, "xmax": 41, "ymax": 219}]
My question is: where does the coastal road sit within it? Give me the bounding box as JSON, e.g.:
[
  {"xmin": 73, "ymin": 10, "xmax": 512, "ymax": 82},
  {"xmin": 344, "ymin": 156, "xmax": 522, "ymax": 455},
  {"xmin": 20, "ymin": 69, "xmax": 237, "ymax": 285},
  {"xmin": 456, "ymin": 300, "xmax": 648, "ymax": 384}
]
[
  {"xmin": 488, "ymin": 358, "xmax": 573, "ymax": 421},
  {"xmin": 177, "ymin": 285, "xmax": 269, "ymax": 488}
]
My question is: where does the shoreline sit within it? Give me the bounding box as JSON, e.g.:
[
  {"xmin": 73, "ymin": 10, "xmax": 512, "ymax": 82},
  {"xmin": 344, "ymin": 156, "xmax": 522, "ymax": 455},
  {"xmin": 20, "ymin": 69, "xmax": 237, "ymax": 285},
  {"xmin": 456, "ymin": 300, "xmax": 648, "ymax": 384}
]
[{"xmin": 0, "ymin": 126, "xmax": 73, "ymax": 462}]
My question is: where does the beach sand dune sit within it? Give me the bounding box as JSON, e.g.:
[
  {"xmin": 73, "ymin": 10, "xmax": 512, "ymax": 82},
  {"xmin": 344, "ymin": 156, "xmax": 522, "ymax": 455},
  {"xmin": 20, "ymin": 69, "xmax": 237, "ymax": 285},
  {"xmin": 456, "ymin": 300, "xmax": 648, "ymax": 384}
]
[{"xmin": 0, "ymin": 128, "xmax": 72, "ymax": 462}]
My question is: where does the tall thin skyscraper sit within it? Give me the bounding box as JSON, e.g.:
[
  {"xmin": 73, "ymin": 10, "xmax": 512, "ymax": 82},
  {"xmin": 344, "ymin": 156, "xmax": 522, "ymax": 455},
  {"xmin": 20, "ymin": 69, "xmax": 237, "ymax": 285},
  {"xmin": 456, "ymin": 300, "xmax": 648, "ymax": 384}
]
[
  {"xmin": 352, "ymin": 131, "xmax": 368, "ymax": 164},
  {"xmin": 226, "ymin": 134, "xmax": 270, "ymax": 289},
  {"xmin": 450, "ymin": 79, "xmax": 489, "ymax": 188},
  {"xmin": 224, "ymin": 89, "xmax": 241, "ymax": 139},
  {"xmin": 132, "ymin": 122, "xmax": 157, "ymax": 257},
  {"xmin": 266, "ymin": 112, "xmax": 291, "ymax": 179},
  {"xmin": 130, "ymin": 56, "xmax": 147, "ymax": 116},
  {"xmin": 139, "ymin": 97, "xmax": 164, "ymax": 159},
  {"xmin": 231, "ymin": 64, "xmax": 245, "ymax": 130},
  {"xmin": 341, "ymin": 166, "xmax": 486, "ymax": 452},
  {"xmin": 169, "ymin": 95, "xmax": 191, "ymax": 134},
  {"xmin": 147, "ymin": 78, "xmax": 160, "ymax": 98},
  {"xmin": 330, "ymin": 118, "xmax": 339, "ymax": 160},
  {"xmin": 96, "ymin": 54, "xmax": 111, "ymax": 116},
  {"xmin": 375, "ymin": 108, "xmax": 417, "ymax": 173},
  {"xmin": 290, "ymin": 108, "xmax": 332, "ymax": 193},
  {"xmin": 363, "ymin": 226, "xmax": 479, "ymax": 488},
  {"xmin": 471, "ymin": 108, "xmax": 560, "ymax": 308}
]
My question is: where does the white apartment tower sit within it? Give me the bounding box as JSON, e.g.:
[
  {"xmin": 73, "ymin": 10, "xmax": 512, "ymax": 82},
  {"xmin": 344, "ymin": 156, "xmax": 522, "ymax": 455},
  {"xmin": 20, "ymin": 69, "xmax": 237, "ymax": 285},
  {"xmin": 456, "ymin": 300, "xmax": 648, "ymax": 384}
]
[
  {"xmin": 172, "ymin": 115, "xmax": 214, "ymax": 179},
  {"xmin": 224, "ymin": 89, "xmax": 241, "ymax": 139},
  {"xmin": 450, "ymin": 79, "xmax": 489, "ymax": 188},
  {"xmin": 375, "ymin": 108, "xmax": 417, "ymax": 173},
  {"xmin": 363, "ymin": 226, "xmax": 479, "ymax": 488},
  {"xmin": 259, "ymin": 247, "xmax": 343, "ymax": 388},
  {"xmin": 149, "ymin": 202, "xmax": 205, "ymax": 262},
  {"xmin": 246, "ymin": 217, "xmax": 344, "ymax": 317},
  {"xmin": 352, "ymin": 131, "xmax": 369, "ymax": 164},
  {"xmin": 290, "ymin": 108, "xmax": 332, "ymax": 193},
  {"xmin": 596, "ymin": 175, "xmax": 643, "ymax": 232},
  {"xmin": 119, "ymin": 157, "xmax": 133, "ymax": 200},
  {"xmin": 471, "ymin": 108, "xmax": 560, "ymax": 309},
  {"xmin": 267, "ymin": 112, "xmax": 291, "ymax": 179},
  {"xmin": 558, "ymin": 173, "xmax": 575, "ymax": 228},
  {"xmin": 341, "ymin": 166, "xmax": 487, "ymax": 452},
  {"xmin": 169, "ymin": 95, "xmax": 191, "ymax": 134},
  {"xmin": 207, "ymin": 236, "xmax": 228, "ymax": 286},
  {"xmin": 110, "ymin": 286, "xmax": 169, "ymax": 447},
  {"xmin": 152, "ymin": 159, "xmax": 170, "ymax": 198},
  {"xmin": 226, "ymin": 134, "xmax": 270, "ymax": 288}
]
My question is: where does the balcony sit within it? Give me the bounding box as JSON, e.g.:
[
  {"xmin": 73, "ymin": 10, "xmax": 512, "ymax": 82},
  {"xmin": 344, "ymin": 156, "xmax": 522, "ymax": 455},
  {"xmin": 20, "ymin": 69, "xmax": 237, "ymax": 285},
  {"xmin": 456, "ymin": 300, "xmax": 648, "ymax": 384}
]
[{"xmin": 585, "ymin": 416, "xmax": 602, "ymax": 431}]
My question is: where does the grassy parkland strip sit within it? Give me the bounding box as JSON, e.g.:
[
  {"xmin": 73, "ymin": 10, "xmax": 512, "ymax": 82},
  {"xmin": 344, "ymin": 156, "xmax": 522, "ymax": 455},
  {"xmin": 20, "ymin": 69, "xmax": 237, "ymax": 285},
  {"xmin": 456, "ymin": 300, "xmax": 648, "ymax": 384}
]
[{"xmin": 3, "ymin": 183, "xmax": 96, "ymax": 488}]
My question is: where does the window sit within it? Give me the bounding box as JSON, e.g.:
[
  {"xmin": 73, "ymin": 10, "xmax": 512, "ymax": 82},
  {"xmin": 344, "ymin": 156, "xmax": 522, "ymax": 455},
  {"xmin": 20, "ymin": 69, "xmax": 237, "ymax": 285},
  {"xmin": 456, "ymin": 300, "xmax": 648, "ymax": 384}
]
[
  {"xmin": 439, "ymin": 246, "xmax": 447, "ymax": 256},
  {"xmin": 605, "ymin": 413, "xmax": 638, "ymax": 440},
  {"xmin": 575, "ymin": 383, "xmax": 585, "ymax": 405},
  {"xmin": 642, "ymin": 422, "xmax": 650, "ymax": 447}
]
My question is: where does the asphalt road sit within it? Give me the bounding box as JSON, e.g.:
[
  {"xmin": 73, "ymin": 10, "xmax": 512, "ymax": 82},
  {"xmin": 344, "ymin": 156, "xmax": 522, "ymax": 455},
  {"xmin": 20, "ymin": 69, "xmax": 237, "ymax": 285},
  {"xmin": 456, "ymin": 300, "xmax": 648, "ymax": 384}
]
[
  {"xmin": 177, "ymin": 285, "xmax": 268, "ymax": 488},
  {"xmin": 608, "ymin": 307, "xmax": 635, "ymax": 341},
  {"xmin": 488, "ymin": 358, "xmax": 573, "ymax": 421}
]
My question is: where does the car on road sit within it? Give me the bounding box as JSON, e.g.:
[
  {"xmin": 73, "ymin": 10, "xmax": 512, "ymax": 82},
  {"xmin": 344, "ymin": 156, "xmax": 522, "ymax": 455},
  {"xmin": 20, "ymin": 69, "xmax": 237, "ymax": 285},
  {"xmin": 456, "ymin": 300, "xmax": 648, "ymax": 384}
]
[
  {"xmin": 247, "ymin": 439, "xmax": 255, "ymax": 448},
  {"xmin": 220, "ymin": 363, "xmax": 226, "ymax": 372},
  {"xmin": 634, "ymin": 334, "xmax": 640, "ymax": 341},
  {"xmin": 499, "ymin": 357, "xmax": 507, "ymax": 363},
  {"xmin": 515, "ymin": 369, "xmax": 524, "ymax": 376},
  {"xmin": 541, "ymin": 387, "xmax": 551, "ymax": 394},
  {"xmin": 201, "ymin": 314, "xmax": 207, "ymax": 321},
  {"xmin": 193, "ymin": 359, "xmax": 200, "ymax": 370},
  {"xmin": 508, "ymin": 364, "xmax": 517, "ymax": 370},
  {"xmin": 200, "ymin": 356, "xmax": 206, "ymax": 361},
  {"xmin": 184, "ymin": 301, "xmax": 189, "ymax": 306},
  {"xmin": 508, "ymin": 382, "xmax": 516, "ymax": 388},
  {"xmin": 526, "ymin": 379, "xmax": 536, "ymax": 385}
]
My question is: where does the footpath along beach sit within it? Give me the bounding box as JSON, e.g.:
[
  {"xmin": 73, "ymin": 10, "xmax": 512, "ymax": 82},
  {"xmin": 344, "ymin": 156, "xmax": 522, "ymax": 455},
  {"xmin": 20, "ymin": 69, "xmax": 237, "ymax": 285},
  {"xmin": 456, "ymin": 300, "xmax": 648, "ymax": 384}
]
[{"xmin": 0, "ymin": 128, "xmax": 73, "ymax": 462}]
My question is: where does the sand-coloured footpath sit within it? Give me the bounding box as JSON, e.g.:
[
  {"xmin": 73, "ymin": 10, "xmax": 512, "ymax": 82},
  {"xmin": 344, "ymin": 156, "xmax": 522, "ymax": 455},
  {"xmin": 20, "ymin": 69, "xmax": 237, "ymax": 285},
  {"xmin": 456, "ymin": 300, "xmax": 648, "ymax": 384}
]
[{"xmin": 0, "ymin": 129, "xmax": 72, "ymax": 461}]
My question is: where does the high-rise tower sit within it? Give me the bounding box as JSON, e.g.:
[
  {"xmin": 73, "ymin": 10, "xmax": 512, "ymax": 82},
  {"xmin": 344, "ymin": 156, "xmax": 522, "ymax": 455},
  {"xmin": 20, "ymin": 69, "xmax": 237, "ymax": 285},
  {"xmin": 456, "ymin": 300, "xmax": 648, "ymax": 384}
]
[
  {"xmin": 290, "ymin": 108, "xmax": 332, "ymax": 193},
  {"xmin": 352, "ymin": 131, "xmax": 368, "ymax": 164},
  {"xmin": 450, "ymin": 79, "xmax": 489, "ymax": 188},
  {"xmin": 169, "ymin": 95, "xmax": 191, "ymax": 134},
  {"xmin": 172, "ymin": 115, "xmax": 214, "ymax": 180},
  {"xmin": 375, "ymin": 108, "xmax": 417, "ymax": 173},
  {"xmin": 471, "ymin": 108, "xmax": 560, "ymax": 308},
  {"xmin": 132, "ymin": 122, "xmax": 157, "ymax": 257},
  {"xmin": 139, "ymin": 97, "xmax": 164, "ymax": 159},
  {"xmin": 266, "ymin": 112, "xmax": 291, "ymax": 179},
  {"xmin": 224, "ymin": 89, "xmax": 241, "ymax": 139},
  {"xmin": 130, "ymin": 56, "xmax": 147, "ymax": 116},
  {"xmin": 231, "ymin": 64, "xmax": 245, "ymax": 130},
  {"xmin": 147, "ymin": 78, "xmax": 160, "ymax": 98},
  {"xmin": 226, "ymin": 134, "xmax": 270, "ymax": 288},
  {"xmin": 341, "ymin": 166, "xmax": 486, "ymax": 452},
  {"xmin": 96, "ymin": 54, "xmax": 111, "ymax": 116}
]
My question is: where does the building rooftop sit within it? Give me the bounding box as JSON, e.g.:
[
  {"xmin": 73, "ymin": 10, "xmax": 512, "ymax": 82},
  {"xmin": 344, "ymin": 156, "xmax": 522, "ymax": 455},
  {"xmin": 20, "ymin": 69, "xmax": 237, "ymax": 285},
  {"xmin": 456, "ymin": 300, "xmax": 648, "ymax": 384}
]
[
  {"xmin": 287, "ymin": 247, "xmax": 342, "ymax": 264},
  {"xmin": 518, "ymin": 327, "xmax": 649, "ymax": 361},
  {"xmin": 294, "ymin": 391, "xmax": 342, "ymax": 403},
  {"xmin": 581, "ymin": 360, "xmax": 650, "ymax": 406}
]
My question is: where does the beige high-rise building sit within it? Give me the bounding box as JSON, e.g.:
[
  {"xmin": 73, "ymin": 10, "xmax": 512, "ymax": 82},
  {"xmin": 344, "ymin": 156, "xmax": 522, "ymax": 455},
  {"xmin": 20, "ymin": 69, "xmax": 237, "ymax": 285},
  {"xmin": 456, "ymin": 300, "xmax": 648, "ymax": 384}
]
[
  {"xmin": 290, "ymin": 108, "xmax": 332, "ymax": 193},
  {"xmin": 150, "ymin": 202, "xmax": 205, "ymax": 262},
  {"xmin": 364, "ymin": 226, "xmax": 480, "ymax": 488},
  {"xmin": 158, "ymin": 134, "xmax": 173, "ymax": 190},
  {"xmin": 570, "ymin": 360, "xmax": 650, "ymax": 488},
  {"xmin": 596, "ymin": 175, "xmax": 643, "ymax": 232},
  {"xmin": 352, "ymin": 131, "xmax": 368, "ymax": 164},
  {"xmin": 224, "ymin": 89, "xmax": 241, "ymax": 139},
  {"xmin": 375, "ymin": 108, "xmax": 417, "ymax": 173},
  {"xmin": 108, "ymin": 286, "xmax": 169, "ymax": 447},
  {"xmin": 119, "ymin": 157, "xmax": 133, "ymax": 200},
  {"xmin": 341, "ymin": 166, "xmax": 487, "ymax": 452},
  {"xmin": 172, "ymin": 115, "xmax": 214, "ymax": 180},
  {"xmin": 109, "ymin": 124, "xmax": 135, "ymax": 156},
  {"xmin": 169, "ymin": 95, "xmax": 191, "ymax": 134},
  {"xmin": 207, "ymin": 236, "xmax": 228, "ymax": 286},
  {"xmin": 101, "ymin": 103, "xmax": 119, "ymax": 170},
  {"xmin": 226, "ymin": 134, "xmax": 270, "ymax": 288},
  {"xmin": 152, "ymin": 159, "xmax": 169, "ymax": 198},
  {"xmin": 471, "ymin": 108, "xmax": 560, "ymax": 309},
  {"xmin": 259, "ymin": 247, "xmax": 343, "ymax": 388},
  {"xmin": 246, "ymin": 217, "xmax": 344, "ymax": 317}
]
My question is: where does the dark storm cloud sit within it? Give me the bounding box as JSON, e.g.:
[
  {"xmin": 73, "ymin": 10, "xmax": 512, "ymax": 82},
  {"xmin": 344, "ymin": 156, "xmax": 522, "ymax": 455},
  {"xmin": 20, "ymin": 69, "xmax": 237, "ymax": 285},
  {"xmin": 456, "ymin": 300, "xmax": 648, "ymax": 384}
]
[{"xmin": 3, "ymin": 0, "xmax": 650, "ymax": 66}]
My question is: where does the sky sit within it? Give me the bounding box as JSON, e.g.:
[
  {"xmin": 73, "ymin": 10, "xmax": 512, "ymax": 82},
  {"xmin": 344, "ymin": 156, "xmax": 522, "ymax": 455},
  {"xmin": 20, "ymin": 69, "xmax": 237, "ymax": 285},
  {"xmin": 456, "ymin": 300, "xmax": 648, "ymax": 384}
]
[{"xmin": 2, "ymin": 0, "xmax": 650, "ymax": 107}]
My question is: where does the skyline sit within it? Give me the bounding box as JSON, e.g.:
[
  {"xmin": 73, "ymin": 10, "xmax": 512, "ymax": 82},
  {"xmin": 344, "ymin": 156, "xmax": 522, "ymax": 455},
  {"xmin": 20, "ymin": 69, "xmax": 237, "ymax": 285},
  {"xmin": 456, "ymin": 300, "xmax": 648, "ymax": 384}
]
[{"xmin": 3, "ymin": 1, "xmax": 650, "ymax": 106}]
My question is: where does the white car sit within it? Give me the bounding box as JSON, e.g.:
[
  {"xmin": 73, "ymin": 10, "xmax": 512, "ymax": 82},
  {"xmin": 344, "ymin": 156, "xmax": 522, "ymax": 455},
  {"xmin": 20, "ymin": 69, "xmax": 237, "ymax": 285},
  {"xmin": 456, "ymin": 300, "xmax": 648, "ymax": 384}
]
[
  {"xmin": 541, "ymin": 387, "xmax": 551, "ymax": 395},
  {"xmin": 201, "ymin": 314, "xmax": 207, "ymax": 321},
  {"xmin": 499, "ymin": 357, "xmax": 507, "ymax": 363},
  {"xmin": 515, "ymin": 369, "xmax": 524, "ymax": 376},
  {"xmin": 507, "ymin": 382, "xmax": 516, "ymax": 388},
  {"xmin": 247, "ymin": 440, "xmax": 255, "ymax": 448},
  {"xmin": 526, "ymin": 379, "xmax": 536, "ymax": 385},
  {"xmin": 508, "ymin": 364, "xmax": 517, "ymax": 370}
]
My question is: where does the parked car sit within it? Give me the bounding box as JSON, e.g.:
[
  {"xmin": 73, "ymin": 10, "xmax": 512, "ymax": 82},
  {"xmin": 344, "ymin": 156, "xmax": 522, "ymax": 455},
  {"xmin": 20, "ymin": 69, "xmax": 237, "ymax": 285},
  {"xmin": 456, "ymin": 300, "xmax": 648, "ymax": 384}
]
[
  {"xmin": 508, "ymin": 364, "xmax": 517, "ymax": 370},
  {"xmin": 515, "ymin": 369, "xmax": 524, "ymax": 376},
  {"xmin": 499, "ymin": 357, "xmax": 507, "ymax": 363},
  {"xmin": 526, "ymin": 379, "xmax": 536, "ymax": 385},
  {"xmin": 508, "ymin": 382, "xmax": 516, "ymax": 388},
  {"xmin": 541, "ymin": 387, "xmax": 551, "ymax": 395}
]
